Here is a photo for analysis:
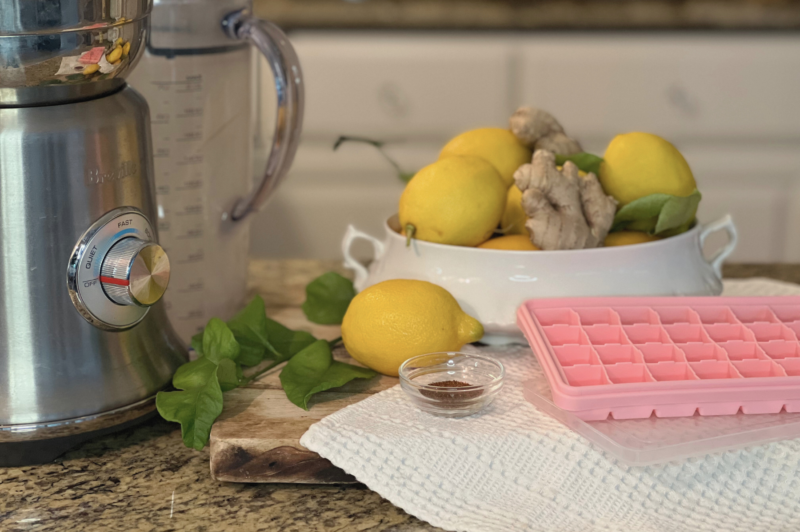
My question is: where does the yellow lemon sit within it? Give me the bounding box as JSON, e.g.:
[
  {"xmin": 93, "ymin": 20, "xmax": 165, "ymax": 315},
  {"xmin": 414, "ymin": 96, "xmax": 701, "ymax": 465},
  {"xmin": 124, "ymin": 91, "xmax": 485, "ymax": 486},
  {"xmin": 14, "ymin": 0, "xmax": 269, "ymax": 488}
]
[
  {"xmin": 599, "ymin": 132, "xmax": 697, "ymax": 206},
  {"xmin": 439, "ymin": 128, "xmax": 531, "ymax": 188},
  {"xmin": 341, "ymin": 280, "xmax": 484, "ymax": 376},
  {"xmin": 106, "ymin": 45, "xmax": 123, "ymax": 64},
  {"xmin": 82, "ymin": 64, "xmax": 100, "ymax": 76},
  {"xmin": 501, "ymin": 185, "xmax": 527, "ymax": 235},
  {"xmin": 478, "ymin": 235, "xmax": 540, "ymax": 251},
  {"xmin": 399, "ymin": 156, "xmax": 506, "ymax": 247},
  {"xmin": 604, "ymin": 231, "xmax": 661, "ymax": 247}
]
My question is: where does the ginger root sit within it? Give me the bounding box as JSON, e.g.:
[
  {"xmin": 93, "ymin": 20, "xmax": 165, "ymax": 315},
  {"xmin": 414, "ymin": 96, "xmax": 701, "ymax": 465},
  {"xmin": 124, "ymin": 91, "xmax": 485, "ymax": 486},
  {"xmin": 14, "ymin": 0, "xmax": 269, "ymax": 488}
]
[
  {"xmin": 514, "ymin": 150, "xmax": 617, "ymax": 250},
  {"xmin": 509, "ymin": 107, "xmax": 583, "ymax": 155}
]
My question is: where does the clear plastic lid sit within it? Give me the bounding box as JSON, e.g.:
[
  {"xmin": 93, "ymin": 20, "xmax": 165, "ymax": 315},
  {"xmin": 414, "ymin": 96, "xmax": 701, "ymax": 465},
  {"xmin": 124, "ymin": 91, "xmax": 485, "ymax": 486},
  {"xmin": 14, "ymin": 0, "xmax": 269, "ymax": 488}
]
[{"xmin": 523, "ymin": 372, "xmax": 800, "ymax": 465}]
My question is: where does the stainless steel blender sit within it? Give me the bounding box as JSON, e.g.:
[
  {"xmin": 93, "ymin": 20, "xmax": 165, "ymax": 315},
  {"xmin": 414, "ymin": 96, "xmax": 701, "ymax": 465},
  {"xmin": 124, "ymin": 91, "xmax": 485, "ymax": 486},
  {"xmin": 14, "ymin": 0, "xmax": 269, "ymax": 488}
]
[{"xmin": 0, "ymin": 0, "xmax": 187, "ymax": 465}]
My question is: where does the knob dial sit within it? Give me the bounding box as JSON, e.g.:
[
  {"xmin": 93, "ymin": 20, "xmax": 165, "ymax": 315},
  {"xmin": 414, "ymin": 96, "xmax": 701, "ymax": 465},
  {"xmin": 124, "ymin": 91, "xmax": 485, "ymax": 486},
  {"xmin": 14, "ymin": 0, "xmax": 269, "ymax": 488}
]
[{"xmin": 100, "ymin": 238, "xmax": 170, "ymax": 307}]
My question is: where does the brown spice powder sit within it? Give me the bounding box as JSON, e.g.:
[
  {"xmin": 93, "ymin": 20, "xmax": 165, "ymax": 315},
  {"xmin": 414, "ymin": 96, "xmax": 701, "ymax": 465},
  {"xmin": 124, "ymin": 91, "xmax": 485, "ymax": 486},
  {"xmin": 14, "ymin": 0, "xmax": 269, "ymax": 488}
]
[{"xmin": 419, "ymin": 380, "xmax": 483, "ymax": 402}]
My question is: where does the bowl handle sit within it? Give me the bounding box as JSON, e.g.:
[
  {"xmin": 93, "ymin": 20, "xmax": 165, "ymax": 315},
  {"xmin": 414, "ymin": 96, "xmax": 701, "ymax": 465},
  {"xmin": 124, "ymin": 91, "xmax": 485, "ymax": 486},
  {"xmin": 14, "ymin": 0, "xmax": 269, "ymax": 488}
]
[
  {"xmin": 699, "ymin": 215, "xmax": 738, "ymax": 279},
  {"xmin": 342, "ymin": 225, "xmax": 385, "ymax": 291}
]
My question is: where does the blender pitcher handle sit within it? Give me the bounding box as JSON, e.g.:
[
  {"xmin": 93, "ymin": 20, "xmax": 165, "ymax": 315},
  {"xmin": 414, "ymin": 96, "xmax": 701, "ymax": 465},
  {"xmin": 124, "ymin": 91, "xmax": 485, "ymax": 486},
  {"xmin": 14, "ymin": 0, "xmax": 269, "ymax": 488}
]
[{"xmin": 222, "ymin": 11, "xmax": 304, "ymax": 221}]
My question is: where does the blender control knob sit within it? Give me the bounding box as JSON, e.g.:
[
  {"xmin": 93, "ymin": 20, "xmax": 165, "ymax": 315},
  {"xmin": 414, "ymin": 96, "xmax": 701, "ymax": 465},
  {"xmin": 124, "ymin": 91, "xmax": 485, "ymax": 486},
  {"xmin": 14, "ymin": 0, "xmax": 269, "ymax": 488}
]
[{"xmin": 100, "ymin": 238, "xmax": 170, "ymax": 307}]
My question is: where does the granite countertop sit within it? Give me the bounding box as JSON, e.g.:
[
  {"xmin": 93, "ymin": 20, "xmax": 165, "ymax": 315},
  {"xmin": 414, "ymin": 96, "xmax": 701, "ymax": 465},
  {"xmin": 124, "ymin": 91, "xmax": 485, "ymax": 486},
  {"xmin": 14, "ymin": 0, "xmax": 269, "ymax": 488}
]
[
  {"xmin": 0, "ymin": 260, "xmax": 795, "ymax": 532},
  {"xmin": 254, "ymin": 0, "xmax": 800, "ymax": 30}
]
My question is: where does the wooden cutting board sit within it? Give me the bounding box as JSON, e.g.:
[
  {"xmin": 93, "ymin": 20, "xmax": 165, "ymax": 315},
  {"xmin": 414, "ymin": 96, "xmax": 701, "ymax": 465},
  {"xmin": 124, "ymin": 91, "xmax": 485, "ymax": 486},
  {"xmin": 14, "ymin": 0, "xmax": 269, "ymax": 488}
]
[{"xmin": 209, "ymin": 307, "xmax": 397, "ymax": 484}]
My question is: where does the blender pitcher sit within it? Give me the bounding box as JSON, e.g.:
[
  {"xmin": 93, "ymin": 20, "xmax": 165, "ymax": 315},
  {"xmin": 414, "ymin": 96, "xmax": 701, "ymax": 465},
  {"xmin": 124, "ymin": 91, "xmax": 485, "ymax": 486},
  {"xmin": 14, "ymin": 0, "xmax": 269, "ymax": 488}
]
[{"xmin": 128, "ymin": 0, "xmax": 303, "ymax": 342}]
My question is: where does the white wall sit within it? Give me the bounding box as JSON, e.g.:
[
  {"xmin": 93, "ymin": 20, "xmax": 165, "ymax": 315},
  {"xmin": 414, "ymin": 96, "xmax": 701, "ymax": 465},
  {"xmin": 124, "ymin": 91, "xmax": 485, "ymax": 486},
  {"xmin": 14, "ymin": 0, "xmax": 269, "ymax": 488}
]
[{"xmin": 250, "ymin": 32, "xmax": 800, "ymax": 263}]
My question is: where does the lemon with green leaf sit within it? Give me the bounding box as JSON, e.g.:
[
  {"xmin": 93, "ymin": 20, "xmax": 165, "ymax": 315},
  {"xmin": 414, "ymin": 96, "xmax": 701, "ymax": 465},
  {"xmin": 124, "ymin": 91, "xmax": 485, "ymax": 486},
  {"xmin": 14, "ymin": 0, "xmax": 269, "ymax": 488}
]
[
  {"xmin": 601, "ymin": 132, "xmax": 700, "ymax": 235},
  {"xmin": 600, "ymin": 132, "xmax": 697, "ymax": 205}
]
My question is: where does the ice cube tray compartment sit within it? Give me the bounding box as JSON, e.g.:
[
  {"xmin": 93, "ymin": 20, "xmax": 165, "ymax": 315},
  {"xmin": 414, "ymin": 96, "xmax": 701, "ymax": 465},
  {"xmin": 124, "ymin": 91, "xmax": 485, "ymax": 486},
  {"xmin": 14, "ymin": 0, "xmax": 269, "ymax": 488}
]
[
  {"xmin": 519, "ymin": 297, "xmax": 800, "ymax": 421},
  {"xmin": 574, "ymin": 307, "xmax": 621, "ymax": 326},
  {"xmin": 693, "ymin": 306, "xmax": 740, "ymax": 325},
  {"xmin": 777, "ymin": 358, "xmax": 800, "ymax": 376},
  {"xmin": 638, "ymin": 344, "xmax": 687, "ymax": 364},
  {"xmin": 543, "ymin": 325, "xmax": 590, "ymax": 346},
  {"xmin": 733, "ymin": 359, "xmax": 787, "ymax": 378},
  {"xmin": 605, "ymin": 363, "xmax": 656, "ymax": 384},
  {"xmin": 718, "ymin": 341, "xmax": 770, "ymax": 361},
  {"xmin": 664, "ymin": 324, "xmax": 713, "ymax": 344},
  {"xmin": 783, "ymin": 321, "xmax": 800, "ymax": 338},
  {"xmin": 563, "ymin": 365, "xmax": 611, "ymax": 387},
  {"xmin": 614, "ymin": 307, "xmax": 661, "ymax": 325},
  {"xmin": 747, "ymin": 322, "xmax": 797, "ymax": 342},
  {"xmin": 623, "ymin": 324, "xmax": 672, "ymax": 344},
  {"xmin": 770, "ymin": 305, "xmax": 800, "ymax": 323},
  {"xmin": 647, "ymin": 362, "xmax": 699, "ymax": 382},
  {"xmin": 653, "ymin": 306, "xmax": 701, "ymax": 325},
  {"xmin": 584, "ymin": 325, "xmax": 631, "ymax": 346},
  {"xmin": 676, "ymin": 342, "xmax": 728, "ymax": 362},
  {"xmin": 552, "ymin": 345, "xmax": 602, "ymax": 367},
  {"xmin": 689, "ymin": 360, "xmax": 743, "ymax": 380},
  {"xmin": 594, "ymin": 344, "xmax": 645, "ymax": 365},
  {"xmin": 730, "ymin": 305, "xmax": 779, "ymax": 324},
  {"xmin": 534, "ymin": 308, "xmax": 581, "ymax": 327},
  {"xmin": 703, "ymin": 323, "xmax": 756, "ymax": 343},
  {"xmin": 759, "ymin": 340, "xmax": 800, "ymax": 359}
]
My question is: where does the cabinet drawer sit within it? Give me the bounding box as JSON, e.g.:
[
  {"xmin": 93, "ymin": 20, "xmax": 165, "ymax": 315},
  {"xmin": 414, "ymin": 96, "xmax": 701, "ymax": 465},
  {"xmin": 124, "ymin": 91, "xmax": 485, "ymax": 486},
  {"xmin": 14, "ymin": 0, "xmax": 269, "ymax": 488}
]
[
  {"xmin": 289, "ymin": 33, "xmax": 513, "ymax": 139},
  {"xmin": 520, "ymin": 36, "xmax": 800, "ymax": 142}
]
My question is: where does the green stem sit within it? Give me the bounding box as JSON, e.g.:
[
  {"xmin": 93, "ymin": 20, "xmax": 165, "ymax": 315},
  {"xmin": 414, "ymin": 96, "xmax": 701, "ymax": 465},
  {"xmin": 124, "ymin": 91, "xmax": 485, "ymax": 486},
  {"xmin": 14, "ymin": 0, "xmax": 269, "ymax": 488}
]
[
  {"xmin": 333, "ymin": 136, "xmax": 414, "ymax": 183},
  {"xmin": 405, "ymin": 224, "xmax": 416, "ymax": 248},
  {"xmin": 239, "ymin": 359, "xmax": 282, "ymax": 387},
  {"xmin": 328, "ymin": 337, "xmax": 343, "ymax": 349}
]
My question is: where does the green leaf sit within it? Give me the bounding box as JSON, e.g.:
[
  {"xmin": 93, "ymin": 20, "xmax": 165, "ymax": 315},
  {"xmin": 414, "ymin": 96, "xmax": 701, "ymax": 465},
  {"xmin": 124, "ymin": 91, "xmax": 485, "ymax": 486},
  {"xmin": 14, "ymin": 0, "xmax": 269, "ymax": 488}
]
[
  {"xmin": 302, "ymin": 272, "xmax": 356, "ymax": 325},
  {"xmin": 654, "ymin": 190, "xmax": 702, "ymax": 234},
  {"xmin": 156, "ymin": 366, "xmax": 224, "ymax": 451},
  {"xmin": 190, "ymin": 332, "xmax": 204, "ymax": 356},
  {"xmin": 613, "ymin": 189, "xmax": 701, "ymax": 235},
  {"xmin": 172, "ymin": 357, "xmax": 217, "ymax": 390},
  {"xmin": 226, "ymin": 296, "xmax": 280, "ymax": 366},
  {"xmin": 202, "ymin": 318, "xmax": 240, "ymax": 364},
  {"xmin": 621, "ymin": 217, "xmax": 658, "ymax": 233},
  {"xmin": 613, "ymin": 193, "xmax": 672, "ymax": 227},
  {"xmin": 279, "ymin": 340, "xmax": 377, "ymax": 410},
  {"xmin": 226, "ymin": 295, "xmax": 317, "ymax": 365},
  {"xmin": 399, "ymin": 171, "xmax": 415, "ymax": 183},
  {"xmin": 216, "ymin": 358, "xmax": 243, "ymax": 392},
  {"xmin": 264, "ymin": 317, "xmax": 318, "ymax": 362},
  {"xmin": 555, "ymin": 152, "xmax": 604, "ymax": 175}
]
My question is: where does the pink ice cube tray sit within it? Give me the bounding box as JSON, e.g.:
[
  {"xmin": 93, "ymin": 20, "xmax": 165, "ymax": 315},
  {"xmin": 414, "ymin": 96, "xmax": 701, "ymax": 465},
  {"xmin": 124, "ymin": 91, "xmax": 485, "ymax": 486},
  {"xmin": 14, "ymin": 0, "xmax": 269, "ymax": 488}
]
[{"xmin": 517, "ymin": 297, "xmax": 800, "ymax": 421}]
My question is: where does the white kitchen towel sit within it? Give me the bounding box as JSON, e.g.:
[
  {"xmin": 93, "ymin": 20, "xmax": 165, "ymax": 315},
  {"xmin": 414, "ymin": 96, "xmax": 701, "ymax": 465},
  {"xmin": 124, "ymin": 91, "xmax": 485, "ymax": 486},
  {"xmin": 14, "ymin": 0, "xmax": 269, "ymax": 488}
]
[{"xmin": 301, "ymin": 279, "xmax": 800, "ymax": 532}]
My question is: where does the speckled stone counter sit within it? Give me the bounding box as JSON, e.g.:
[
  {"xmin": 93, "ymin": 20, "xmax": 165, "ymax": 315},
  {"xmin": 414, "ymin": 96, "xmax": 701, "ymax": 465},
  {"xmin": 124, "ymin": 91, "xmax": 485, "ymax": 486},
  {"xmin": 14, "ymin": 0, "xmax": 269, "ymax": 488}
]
[
  {"xmin": 0, "ymin": 417, "xmax": 434, "ymax": 532},
  {"xmin": 0, "ymin": 261, "xmax": 795, "ymax": 532}
]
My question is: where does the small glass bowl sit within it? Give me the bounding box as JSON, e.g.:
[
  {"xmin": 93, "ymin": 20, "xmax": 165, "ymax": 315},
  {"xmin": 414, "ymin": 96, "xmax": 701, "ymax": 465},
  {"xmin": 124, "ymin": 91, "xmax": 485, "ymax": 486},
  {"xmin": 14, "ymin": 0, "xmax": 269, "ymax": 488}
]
[{"xmin": 399, "ymin": 352, "xmax": 505, "ymax": 417}]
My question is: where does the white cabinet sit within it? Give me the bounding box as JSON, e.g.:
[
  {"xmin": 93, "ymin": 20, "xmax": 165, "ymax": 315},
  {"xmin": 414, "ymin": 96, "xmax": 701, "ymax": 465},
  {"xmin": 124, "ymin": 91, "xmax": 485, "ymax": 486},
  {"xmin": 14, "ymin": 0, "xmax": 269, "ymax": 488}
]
[
  {"xmin": 519, "ymin": 36, "xmax": 800, "ymax": 143},
  {"xmin": 293, "ymin": 34, "xmax": 515, "ymax": 140},
  {"xmin": 251, "ymin": 33, "xmax": 800, "ymax": 262}
]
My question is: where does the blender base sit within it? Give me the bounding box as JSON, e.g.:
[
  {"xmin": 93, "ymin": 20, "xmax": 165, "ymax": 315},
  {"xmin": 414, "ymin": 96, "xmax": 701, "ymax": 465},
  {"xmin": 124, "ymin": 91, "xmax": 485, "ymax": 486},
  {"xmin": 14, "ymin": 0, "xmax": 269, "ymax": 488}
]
[{"xmin": 0, "ymin": 396, "xmax": 158, "ymax": 467}]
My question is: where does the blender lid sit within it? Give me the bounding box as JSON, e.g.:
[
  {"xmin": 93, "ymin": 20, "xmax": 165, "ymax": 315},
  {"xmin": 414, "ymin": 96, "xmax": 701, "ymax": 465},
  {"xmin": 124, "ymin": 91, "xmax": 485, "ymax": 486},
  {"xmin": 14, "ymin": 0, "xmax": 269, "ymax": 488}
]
[
  {"xmin": 0, "ymin": 0, "xmax": 150, "ymax": 36},
  {"xmin": 147, "ymin": 0, "xmax": 250, "ymax": 53},
  {"xmin": 0, "ymin": 0, "xmax": 152, "ymax": 107}
]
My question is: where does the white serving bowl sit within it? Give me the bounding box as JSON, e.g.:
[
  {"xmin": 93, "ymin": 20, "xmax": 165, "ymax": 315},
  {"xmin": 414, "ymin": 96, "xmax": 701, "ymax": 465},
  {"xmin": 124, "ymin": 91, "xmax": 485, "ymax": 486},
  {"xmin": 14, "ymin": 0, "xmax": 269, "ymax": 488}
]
[{"xmin": 342, "ymin": 214, "xmax": 738, "ymax": 345}]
